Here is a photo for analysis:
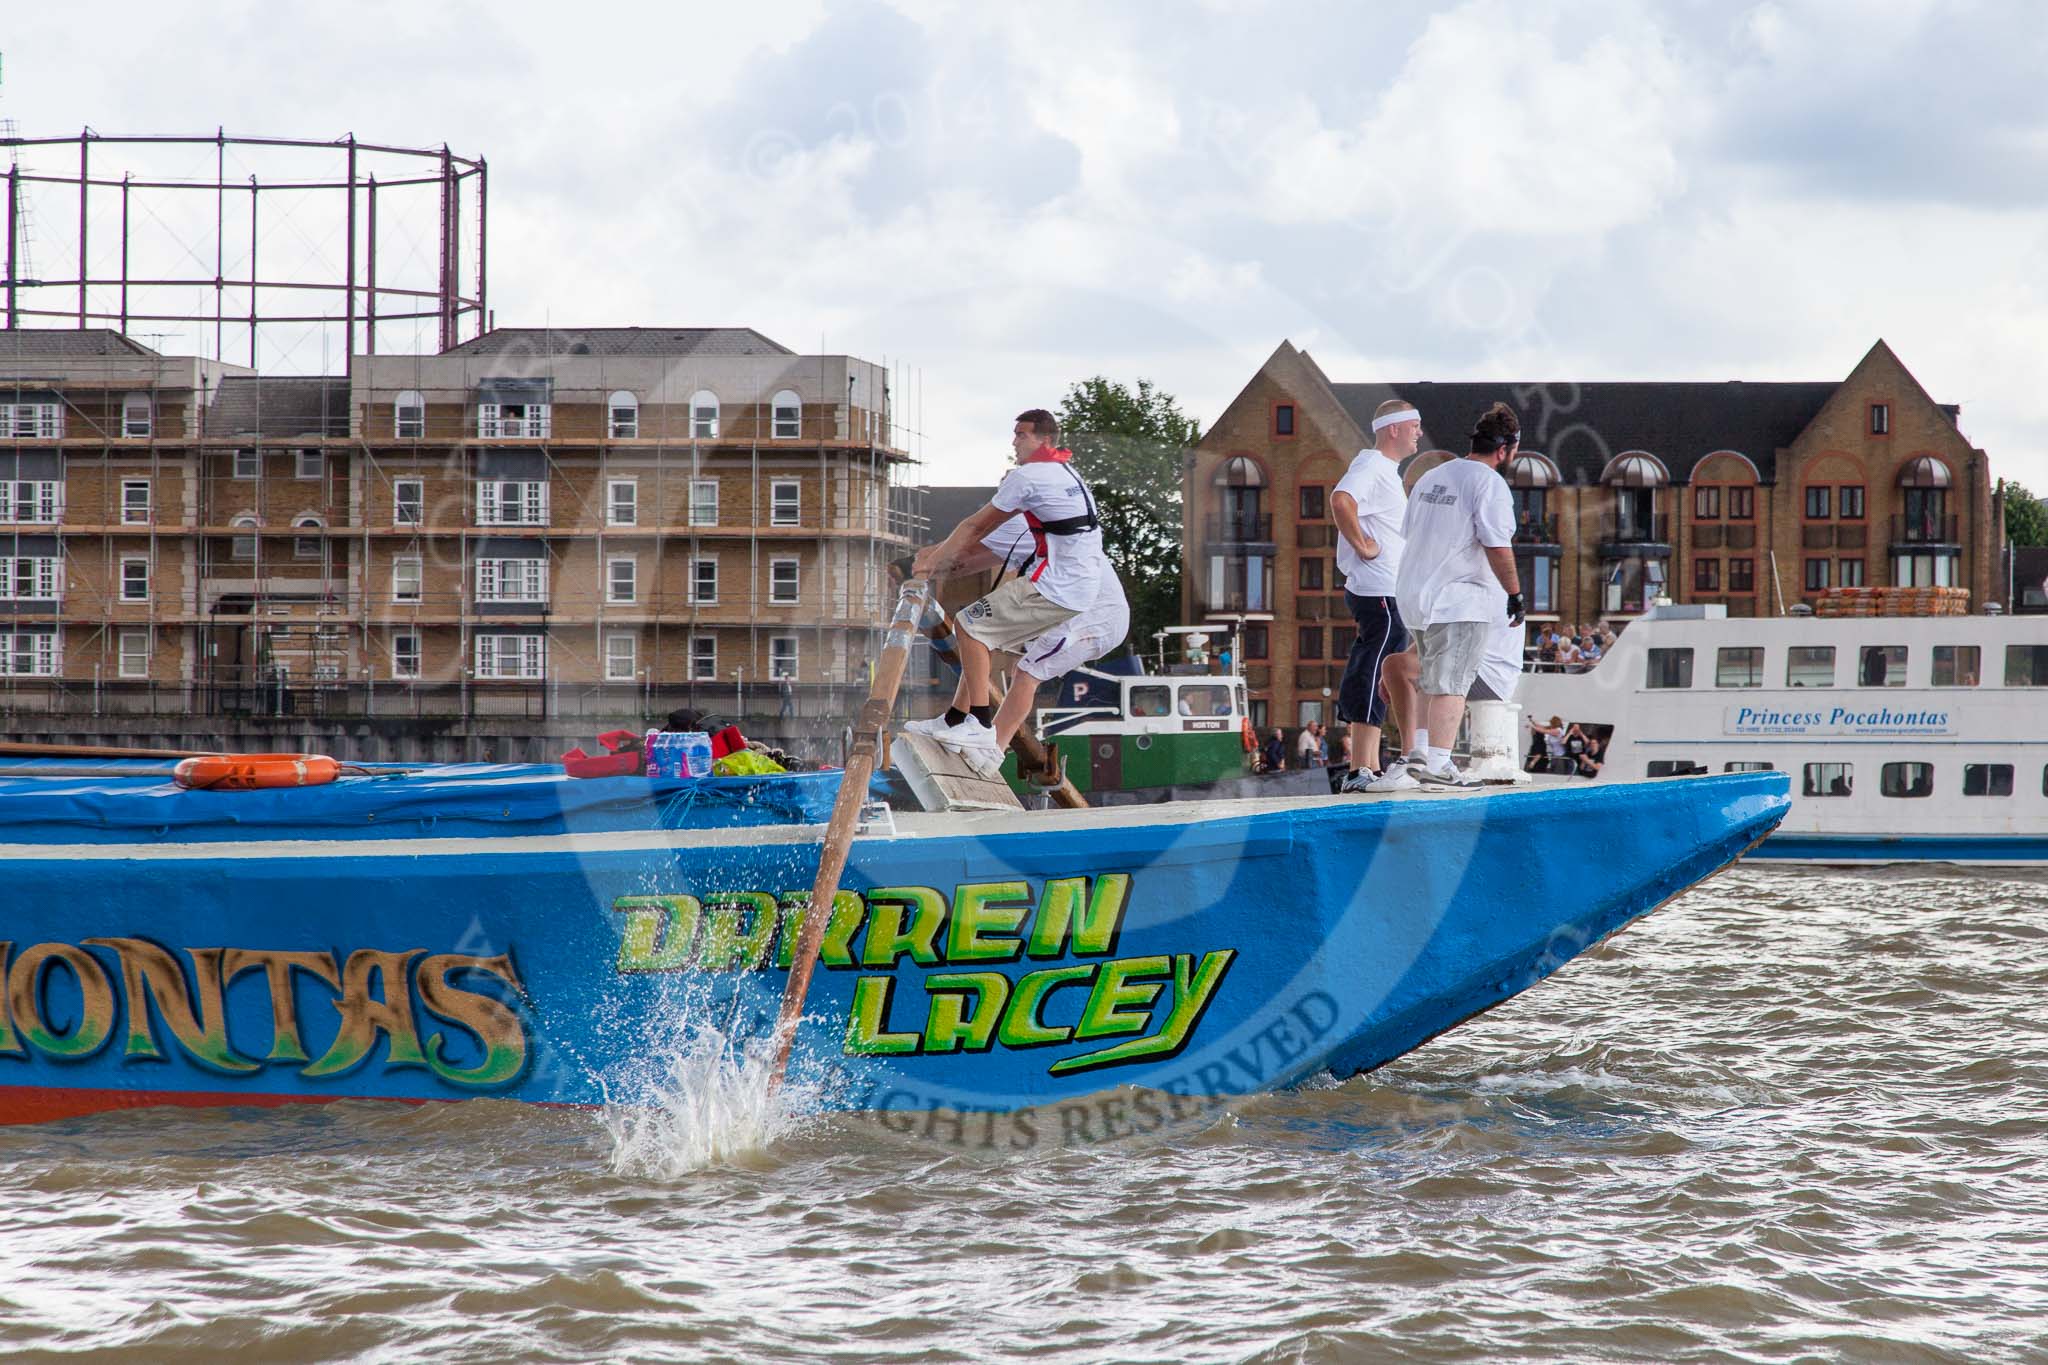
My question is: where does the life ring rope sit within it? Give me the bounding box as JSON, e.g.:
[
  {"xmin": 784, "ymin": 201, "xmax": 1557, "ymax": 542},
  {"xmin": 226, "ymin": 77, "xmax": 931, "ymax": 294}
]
[{"xmin": 173, "ymin": 753, "xmax": 342, "ymax": 792}]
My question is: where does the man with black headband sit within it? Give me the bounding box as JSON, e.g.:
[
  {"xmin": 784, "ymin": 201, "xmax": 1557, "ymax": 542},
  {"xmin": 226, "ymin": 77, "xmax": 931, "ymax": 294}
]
[{"xmin": 1391, "ymin": 401, "xmax": 1525, "ymax": 787}]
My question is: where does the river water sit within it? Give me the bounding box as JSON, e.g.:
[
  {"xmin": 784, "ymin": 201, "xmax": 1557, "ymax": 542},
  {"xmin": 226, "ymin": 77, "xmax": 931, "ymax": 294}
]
[{"xmin": 3, "ymin": 864, "xmax": 2045, "ymax": 1363}]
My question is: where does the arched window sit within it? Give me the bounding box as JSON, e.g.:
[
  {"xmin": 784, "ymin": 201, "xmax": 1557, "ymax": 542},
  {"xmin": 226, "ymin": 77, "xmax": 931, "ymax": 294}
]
[
  {"xmin": 395, "ymin": 390, "xmax": 425, "ymax": 439},
  {"xmin": 232, "ymin": 515, "xmax": 258, "ymax": 562},
  {"xmin": 1898, "ymin": 456, "xmax": 1953, "ymax": 545},
  {"xmin": 294, "ymin": 515, "xmax": 324, "ymax": 561},
  {"xmin": 1506, "ymin": 453, "xmax": 1560, "ymax": 540},
  {"xmin": 1600, "ymin": 452, "xmax": 1669, "ymax": 488},
  {"xmin": 690, "ymin": 390, "xmax": 719, "ymax": 439},
  {"xmin": 1898, "ymin": 455, "xmax": 1952, "ymax": 489},
  {"xmin": 607, "ymin": 390, "xmax": 638, "ymax": 439},
  {"xmin": 771, "ymin": 389, "xmax": 801, "ymax": 439},
  {"xmin": 1505, "ymin": 453, "xmax": 1561, "ymax": 488},
  {"xmin": 1211, "ymin": 456, "xmax": 1268, "ymax": 541}
]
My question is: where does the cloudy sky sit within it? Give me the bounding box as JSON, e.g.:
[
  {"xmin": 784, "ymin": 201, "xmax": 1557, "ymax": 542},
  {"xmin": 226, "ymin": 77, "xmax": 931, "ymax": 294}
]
[{"xmin": 6, "ymin": 0, "xmax": 2046, "ymax": 489}]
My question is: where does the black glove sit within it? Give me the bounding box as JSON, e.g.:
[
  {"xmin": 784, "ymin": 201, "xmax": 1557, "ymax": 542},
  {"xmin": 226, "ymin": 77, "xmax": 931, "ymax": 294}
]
[{"xmin": 1506, "ymin": 592, "xmax": 1525, "ymax": 627}]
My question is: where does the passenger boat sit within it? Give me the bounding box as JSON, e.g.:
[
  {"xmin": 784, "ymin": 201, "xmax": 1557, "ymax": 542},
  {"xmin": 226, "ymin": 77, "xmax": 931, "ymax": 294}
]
[
  {"xmin": 1517, "ymin": 602, "xmax": 2048, "ymax": 863},
  {"xmin": 0, "ymin": 759, "xmax": 1787, "ymax": 1125}
]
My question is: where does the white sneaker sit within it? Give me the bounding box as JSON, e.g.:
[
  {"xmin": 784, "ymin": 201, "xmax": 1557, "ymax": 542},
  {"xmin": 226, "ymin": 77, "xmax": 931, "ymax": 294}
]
[
  {"xmin": 1413, "ymin": 759, "xmax": 1478, "ymax": 788},
  {"xmin": 925, "ymin": 716, "xmax": 1005, "ymax": 775},
  {"xmin": 903, "ymin": 714, "xmax": 953, "ymax": 739},
  {"xmin": 1339, "ymin": 769, "xmax": 1379, "ymax": 794},
  {"xmin": 1363, "ymin": 766, "xmax": 1422, "ymax": 792}
]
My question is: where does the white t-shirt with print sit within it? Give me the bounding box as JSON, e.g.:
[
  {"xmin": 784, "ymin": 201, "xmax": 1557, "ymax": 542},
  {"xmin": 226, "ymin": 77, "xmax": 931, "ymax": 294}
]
[
  {"xmin": 989, "ymin": 461, "xmax": 1109, "ymax": 611},
  {"xmin": 1332, "ymin": 448, "xmax": 1406, "ymax": 596},
  {"xmin": 1470, "ymin": 621, "xmax": 1525, "ymax": 701},
  {"xmin": 1395, "ymin": 456, "xmax": 1515, "ymax": 629}
]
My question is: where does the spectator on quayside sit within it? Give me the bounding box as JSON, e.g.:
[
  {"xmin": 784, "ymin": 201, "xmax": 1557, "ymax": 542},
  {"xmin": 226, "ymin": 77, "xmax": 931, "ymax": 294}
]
[
  {"xmin": 1332, "ymin": 398, "xmax": 1424, "ymax": 795},
  {"xmin": 1535, "ymin": 624, "xmax": 1562, "ymax": 667},
  {"xmin": 1261, "ymin": 728, "xmax": 1287, "ymax": 774},
  {"xmin": 1390, "ymin": 402, "xmax": 1525, "ymax": 787},
  {"xmin": 1296, "ymin": 722, "xmax": 1321, "ymax": 768},
  {"xmin": 1579, "ymin": 631, "xmax": 1604, "ymax": 666},
  {"xmin": 910, "ymin": 409, "xmax": 1114, "ymax": 775}
]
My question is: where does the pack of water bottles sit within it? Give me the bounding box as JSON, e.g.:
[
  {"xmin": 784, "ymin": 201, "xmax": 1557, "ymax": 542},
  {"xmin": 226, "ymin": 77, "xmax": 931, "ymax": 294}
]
[{"xmin": 642, "ymin": 729, "xmax": 714, "ymax": 780}]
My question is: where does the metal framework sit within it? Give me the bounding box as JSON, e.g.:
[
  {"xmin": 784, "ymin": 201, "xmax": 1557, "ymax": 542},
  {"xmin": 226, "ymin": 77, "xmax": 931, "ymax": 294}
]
[{"xmin": 2, "ymin": 130, "xmax": 485, "ymax": 369}]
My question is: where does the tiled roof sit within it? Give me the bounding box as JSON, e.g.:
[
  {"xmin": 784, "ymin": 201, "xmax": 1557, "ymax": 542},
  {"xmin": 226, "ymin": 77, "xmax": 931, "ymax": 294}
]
[
  {"xmin": 440, "ymin": 327, "xmax": 795, "ymax": 358},
  {"xmin": 1331, "ymin": 381, "xmax": 1842, "ymax": 484},
  {"xmin": 0, "ymin": 328, "xmax": 162, "ymax": 357},
  {"xmin": 204, "ymin": 376, "xmax": 351, "ymax": 438},
  {"xmin": 916, "ymin": 486, "xmax": 1000, "ymax": 544}
]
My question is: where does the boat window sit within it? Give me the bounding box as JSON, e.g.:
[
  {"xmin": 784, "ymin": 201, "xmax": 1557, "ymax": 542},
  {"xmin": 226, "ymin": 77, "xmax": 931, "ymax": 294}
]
[
  {"xmin": 1803, "ymin": 762, "xmax": 1853, "ymax": 797},
  {"xmin": 1787, "ymin": 646, "xmax": 1835, "ymax": 688},
  {"xmin": 1879, "ymin": 762, "xmax": 1935, "ymax": 798},
  {"xmin": 1858, "ymin": 645, "xmax": 1907, "ymax": 687},
  {"xmin": 1645, "ymin": 647, "xmax": 1693, "ymax": 689},
  {"xmin": 1128, "ymin": 685, "xmax": 1172, "ymax": 718},
  {"xmin": 2005, "ymin": 645, "xmax": 2048, "ymax": 687},
  {"xmin": 1724, "ymin": 761, "xmax": 1775, "ymax": 772},
  {"xmin": 1715, "ymin": 647, "xmax": 1764, "ymax": 688},
  {"xmin": 1180, "ymin": 685, "xmax": 1232, "ymax": 717},
  {"xmin": 1931, "ymin": 645, "xmax": 1980, "ymax": 687},
  {"xmin": 1962, "ymin": 763, "xmax": 2014, "ymax": 797},
  {"xmin": 1646, "ymin": 760, "xmax": 1704, "ymax": 777}
]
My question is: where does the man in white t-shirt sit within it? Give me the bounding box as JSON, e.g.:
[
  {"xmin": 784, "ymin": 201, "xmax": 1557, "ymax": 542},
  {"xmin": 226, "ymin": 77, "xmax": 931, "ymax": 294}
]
[
  {"xmin": 910, "ymin": 409, "xmax": 1115, "ymax": 772},
  {"xmin": 1332, "ymin": 397, "xmax": 1424, "ymax": 795},
  {"xmin": 1390, "ymin": 402, "xmax": 1525, "ymax": 786}
]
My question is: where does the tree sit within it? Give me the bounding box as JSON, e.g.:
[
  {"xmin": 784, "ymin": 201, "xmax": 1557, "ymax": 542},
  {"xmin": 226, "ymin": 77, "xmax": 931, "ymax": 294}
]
[
  {"xmin": 1057, "ymin": 378, "xmax": 1202, "ymax": 664},
  {"xmin": 2004, "ymin": 480, "xmax": 2048, "ymax": 547}
]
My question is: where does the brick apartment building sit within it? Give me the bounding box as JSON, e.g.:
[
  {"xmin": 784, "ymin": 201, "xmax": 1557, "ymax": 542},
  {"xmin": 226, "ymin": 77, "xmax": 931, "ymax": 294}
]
[
  {"xmin": 1184, "ymin": 339, "xmax": 2001, "ymax": 731},
  {"xmin": 0, "ymin": 326, "xmax": 916, "ymax": 751}
]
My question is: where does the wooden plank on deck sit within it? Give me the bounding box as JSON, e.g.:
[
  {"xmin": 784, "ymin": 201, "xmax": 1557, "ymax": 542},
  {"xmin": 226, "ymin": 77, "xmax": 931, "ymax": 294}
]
[{"xmin": 894, "ymin": 732, "xmax": 1023, "ymax": 813}]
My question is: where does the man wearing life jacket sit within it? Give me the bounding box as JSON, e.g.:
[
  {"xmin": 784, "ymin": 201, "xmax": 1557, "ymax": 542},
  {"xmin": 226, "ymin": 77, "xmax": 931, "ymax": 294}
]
[{"xmin": 910, "ymin": 409, "xmax": 1115, "ymax": 774}]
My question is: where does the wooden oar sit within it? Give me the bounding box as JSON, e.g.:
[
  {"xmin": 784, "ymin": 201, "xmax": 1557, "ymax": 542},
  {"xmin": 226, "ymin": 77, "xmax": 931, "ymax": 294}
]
[
  {"xmin": 768, "ymin": 577, "xmax": 933, "ymax": 1094},
  {"xmin": 917, "ymin": 606, "xmax": 1088, "ymax": 811},
  {"xmin": 0, "ymin": 740, "xmax": 218, "ymax": 760}
]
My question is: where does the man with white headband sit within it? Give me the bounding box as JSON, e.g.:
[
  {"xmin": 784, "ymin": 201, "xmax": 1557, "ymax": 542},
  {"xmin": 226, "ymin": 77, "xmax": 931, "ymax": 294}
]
[{"xmin": 1332, "ymin": 397, "xmax": 1423, "ymax": 793}]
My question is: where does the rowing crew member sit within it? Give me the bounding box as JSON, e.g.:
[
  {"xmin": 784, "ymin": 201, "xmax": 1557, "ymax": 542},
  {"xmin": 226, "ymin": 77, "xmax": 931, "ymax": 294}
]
[
  {"xmin": 910, "ymin": 408, "xmax": 1121, "ymax": 774},
  {"xmin": 1333, "ymin": 397, "xmax": 1424, "ymax": 794}
]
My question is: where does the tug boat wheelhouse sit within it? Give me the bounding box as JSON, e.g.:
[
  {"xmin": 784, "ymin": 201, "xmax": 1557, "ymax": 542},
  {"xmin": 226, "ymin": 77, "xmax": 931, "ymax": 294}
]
[{"xmin": 1517, "ymin": 603, "xmax": 2048, "ymax": 864}]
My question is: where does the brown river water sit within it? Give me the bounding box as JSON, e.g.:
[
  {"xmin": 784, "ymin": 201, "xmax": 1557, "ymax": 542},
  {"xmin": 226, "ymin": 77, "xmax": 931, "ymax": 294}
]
[{"xmin": 3, "ymin": 864, "xmax": 2045, "ymax": 1363}]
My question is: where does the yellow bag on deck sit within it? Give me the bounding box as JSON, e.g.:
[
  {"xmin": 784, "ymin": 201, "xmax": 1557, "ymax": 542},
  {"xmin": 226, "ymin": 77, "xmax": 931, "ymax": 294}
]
[{"xmin": 712, "ymin": 748, "xmax": 786, "ymax": 777}]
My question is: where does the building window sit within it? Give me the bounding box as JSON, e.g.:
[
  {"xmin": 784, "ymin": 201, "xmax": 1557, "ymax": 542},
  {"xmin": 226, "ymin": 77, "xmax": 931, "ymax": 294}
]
[
  {"xmin": 392, "ymin": 557, "xmax": 423, "ymax": 604},
  {"xmin": 1880, "ymin": 762, "xmax": 1933, "ymax": 798},
  {"xmin": 1893, "ymin": 551, "xmax": 1959, "ymax": 588},
  {"xmin": 121, "ymin": 479, "xmax": 151, "ymax": 525},
  {"xmin": 1274, "ymin": 404, "xmax": 1295, "ymax": 437},
  {"xmin": 477, "ymin": 401, "xmax": 550, "ymax": 439},
  {"xmin": 0, "ymin": 630, "xmax": 58, "ymax": 676},
  {"xmin": 1296, "ymin": 626, "xmax": 1323, "ymax": 659},
  {"xmin": 1646, "ymin": 647, "xmax": 1694, "ymax": 689},
  {"xmin": 690, "ymin": 479, "xmax": 719, "ymax": 527},
  {"xmin": 1298, "ymin": 557, "xmax": 1324, "ymax": 591},
  {"xmin": 1787, "ymin": 645, "xmax": 1835, "ymax": 687},
  {"xmin": 0, "ymin": 402, "xmax": 62, "ymax": 438},
  {"xmin": 120, "ymin": 556, "xmax": 150, "ymax": 603},
  {"xmin": 770, "ymin": 557, "xmax": 800, "ymax": 605},
  {"xmin": 690, "ymin": 634, "xmax": 717, "ymax": 681},
  {"xmin": 607, "ymin": 479, "xmax": 638, "ymax": 527},
  {"xmin": 1299, "ymin": 486, "xmax": 1326, "ymax": 521},
  {"xmin": 294, "ymin": 517, "xmax": 324, "ymax": 560},
  {"xmin": 691, "ymin": 557, "xmax": 718, "ymax": 605},
  {"xmin": 474, "ymin": 634, "xmax": 545, "ymax": 680},
  {"xmin": 1839, "ymin": 485, "xmax": 1866, "ymax": 520},
  {"xmin": 231, "ymin": 448, "xmax": 259, "ymax": 480},
  {"xmin": 296, "ymin": 449, "xmax": 323, "ymax": 480},
  {"xmin": 1241, "ymin": 623, "xmax": 1269, "ymax": 660},
  {"xmin": 2006, "ymin": 645, "xmax": 2048, "ymax": 686},
  {"xmin": 772, "ymin": 389, "xmax": 801, "ymax": 439},
  {"xmin": 117, "ymin": 629, "xmax": 149, "ymax": 679},
  {"xmin": 1870, "ymin": 403, "xmax": 1889, "ymax": 435},
  {"xmin": 0, "ymin": 479, "xmax": 62, "ymax": 523},
  {"xmin": 1803, "ymin": 762, "xmax": 1854, "ymax": 797},
  {"xmin": 1803, "ymin": 558, "xmax": 1830, "ymax": 592},
  {"xmin": 690, "ymin": 390, "xmax": 719, "ymax": 439},
  {"xmin": 386, "ymin": 478, "xmax": 423, "ymax": 526},
  {"xmin": 1804, "ymin": 486, "xmax": 1831, "ymax": 519},
  {"xmin": 477, "ymin": 480, "xmax": 549, "ymax": 526},
  {"xmin": 607, "ymin": 391, "xmax": 639, "ymax": 439},
  {"xmin": 1728, "ymin": 557, "xmax": 1755, "ymax": 594},
  {"xmin": 1857, "ymin": 644, "xmax": 1906, "ymax": 687},
  {"xmin": 1693, "ymin": 558, "xmax": 1720, "ymax": 593},
  {"xmin": 1716, "ymin": 646, "xmax": 1763, "ymax": 688},
  {"xmin": 0, "ymin": 555, "xmax": 60, "ymax": 601},
  {"xmin": 1693, "ymin": 486, "xmax": 1721, "ymax": 520},
  {"xmin": 475, "ymin": 558, "xmax": 549, "ymax": 604},
  {"xmin": 605, "ymin": 632, "xmax": 638, "ymax": 682},
  {"xmin": 769, "ymin": 636, "xmax": 798, "ymax": 680},
  {"xmin": 1932, "ymin": 644, "xmax": 1980, "ymax": 687},
  {"xmin": 1838, "ymin": 558, "xmax": 1865, "ymax": 587},
  {"xmin": 392, "ymin": 631, "xmax": 421, "ymax": 679},
  {"xmin": 770, "ymin": 479, "xmax": 801, "ymax": 526},
  {"xmin": 123, "ymin": 393, "xmax": 152, "ymax": 439},
  {"xmin": 232, "ymin": 516, "xmax": 258, "ymax": 561},
  {"xmin": 604, "ymin": 555, "xmax": 637, "ymax": 605},
  {"xmin": 1728, "ymin": 486, "xmax": 1755, "ymax": 520},
  {"xmin": 1520, "ymin": 554, "xmax": 1555, "ymax": 614},
  {"xmin": 1963, "ymin": 763, "xmax": 2013, "ymax": 797},
  {"xmin": 395, "ymin": 390, "xmax": 425, "ymax": 439}
]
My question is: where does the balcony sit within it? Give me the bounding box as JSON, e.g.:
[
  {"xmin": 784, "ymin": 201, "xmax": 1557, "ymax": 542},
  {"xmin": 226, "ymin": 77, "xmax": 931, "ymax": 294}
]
[
  {"xmin": 1197, "ymin": 589, "xmax": 1268, "ymax": 617},
  {"xmin": 1513, "ymin": 515, "xmax": 1560, "ymax": 548},
  {"xmin": 1205, "ymin": 512, "xmax": 1273, "ymax": 545},
  {"xmin": 1892, "ymin": 513, "xmax": 1959, "ymax": 546},
  {"xmin": 1598, "ymin": 512, "xmax": 1671, "ymax": 551}
]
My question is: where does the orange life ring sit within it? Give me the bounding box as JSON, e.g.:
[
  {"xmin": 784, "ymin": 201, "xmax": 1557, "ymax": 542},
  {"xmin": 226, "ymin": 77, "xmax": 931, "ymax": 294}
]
[
  {"xmin": 1240, "ymin": 717, "xmax": 1257, "ymax": 753},
  {"xmin": 173, "ymin": 753, "xmax": 340, "ymax": 792}
]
